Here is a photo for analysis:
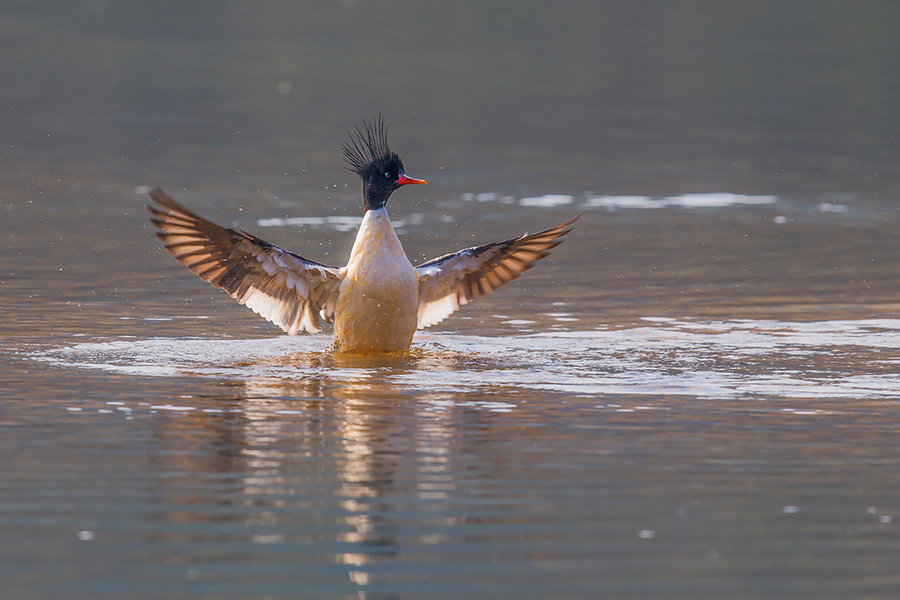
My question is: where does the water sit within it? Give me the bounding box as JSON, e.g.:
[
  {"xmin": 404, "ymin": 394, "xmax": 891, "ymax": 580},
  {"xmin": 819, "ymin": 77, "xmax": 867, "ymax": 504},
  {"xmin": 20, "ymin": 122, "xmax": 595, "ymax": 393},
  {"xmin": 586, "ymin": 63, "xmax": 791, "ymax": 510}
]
[{"xmin": 3, "ymin": 2, "xmax": 900, "ymax": 598}]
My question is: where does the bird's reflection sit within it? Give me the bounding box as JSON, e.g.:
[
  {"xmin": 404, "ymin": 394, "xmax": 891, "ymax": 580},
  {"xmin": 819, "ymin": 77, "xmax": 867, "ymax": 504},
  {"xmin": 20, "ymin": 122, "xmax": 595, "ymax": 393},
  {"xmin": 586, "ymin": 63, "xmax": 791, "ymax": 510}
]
[
  {"xmin": 241, "ymin": 350, "xmax": 461, "ymax": 593},
  {"xmin": 150, "ymin": 348, "xmax": 489, "ymax": 598}
]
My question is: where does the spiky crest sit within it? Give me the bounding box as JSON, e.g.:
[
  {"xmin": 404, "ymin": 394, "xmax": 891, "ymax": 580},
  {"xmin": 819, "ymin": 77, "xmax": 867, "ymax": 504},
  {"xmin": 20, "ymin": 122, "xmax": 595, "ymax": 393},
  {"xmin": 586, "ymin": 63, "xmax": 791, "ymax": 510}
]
[{"xmin": 341, "ymin": 115, "xmax": 398, "ymax": 175}]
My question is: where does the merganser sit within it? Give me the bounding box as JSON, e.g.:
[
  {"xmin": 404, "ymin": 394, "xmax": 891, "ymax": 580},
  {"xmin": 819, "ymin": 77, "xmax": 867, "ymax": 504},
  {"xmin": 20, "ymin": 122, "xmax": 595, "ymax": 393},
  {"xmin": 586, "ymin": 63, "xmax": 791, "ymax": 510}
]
[{"xmin": 148, "ymin": 117, "xmax": 578, "ymax": 353}]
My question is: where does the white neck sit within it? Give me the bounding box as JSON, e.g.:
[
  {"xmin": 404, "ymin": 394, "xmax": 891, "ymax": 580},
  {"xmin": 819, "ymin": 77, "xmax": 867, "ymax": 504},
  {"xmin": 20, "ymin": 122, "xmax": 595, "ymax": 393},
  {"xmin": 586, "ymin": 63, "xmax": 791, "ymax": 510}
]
[{"xmin": 347, "ymin": 207, "xmax": 404, "ymax": 263}]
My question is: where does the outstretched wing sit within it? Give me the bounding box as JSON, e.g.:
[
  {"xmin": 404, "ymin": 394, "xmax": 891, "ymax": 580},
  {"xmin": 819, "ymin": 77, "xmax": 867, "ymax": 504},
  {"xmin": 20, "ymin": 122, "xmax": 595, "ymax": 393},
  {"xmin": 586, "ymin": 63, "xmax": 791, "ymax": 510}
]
[
  {"xmin": 415, "ymin": 215, "xmax": 579, "ymax": 328},
  {"xmin": 148, "ymin": 187, "xmax": 342, "ymax": 335}
]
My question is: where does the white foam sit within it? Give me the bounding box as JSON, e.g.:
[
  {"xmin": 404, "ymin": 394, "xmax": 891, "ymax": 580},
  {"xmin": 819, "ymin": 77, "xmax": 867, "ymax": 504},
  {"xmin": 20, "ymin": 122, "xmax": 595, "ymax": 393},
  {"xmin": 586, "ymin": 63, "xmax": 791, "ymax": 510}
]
[
  {"xmin": 818, "ymin": 202, "xmax": 849, "ymax": 213},
  {"xmin": 258, "ymin": 214, "xmax": 423, "ymax": 232},
  {"xmin": 32, "ymin": 318, "xmax": 900, "ymax": 402},
  {"xmin": 664, "ymin": 193, "xmax": 777, "ymax": 208},
  {"xmin": 519, "ymin": 194, "xmax": 574, "ymax": 207},
  {"xmin": 257, "ymin": 216, "xmax": 362, "ymax": 232},
  {"xmin": 584, "ymin": 193, "xmax": 778, "ymax": 210},
  {"xmin": 583, "ymin": 195, "xmax": 658, "ymax": 209},
  {"xmin": 462, "ymin": 192, "xmax": 499, "ymax": 203}
]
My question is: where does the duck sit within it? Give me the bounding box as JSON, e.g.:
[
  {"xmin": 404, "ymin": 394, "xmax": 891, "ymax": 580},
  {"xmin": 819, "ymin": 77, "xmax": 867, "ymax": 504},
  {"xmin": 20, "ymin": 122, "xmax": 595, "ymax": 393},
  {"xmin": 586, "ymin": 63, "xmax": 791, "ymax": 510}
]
[{"xmin": 148, "ymin": 116, "xmax": 578, "ymax": 353}]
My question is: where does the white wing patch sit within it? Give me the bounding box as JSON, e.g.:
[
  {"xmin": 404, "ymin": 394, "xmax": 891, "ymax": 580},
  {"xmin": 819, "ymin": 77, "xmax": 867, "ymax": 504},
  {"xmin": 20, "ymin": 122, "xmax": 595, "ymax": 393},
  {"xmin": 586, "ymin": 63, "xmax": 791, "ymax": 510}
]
[
  {"xmin": 148, "ymin": 188, "xmax": 342, "ymax": 335},
  {"xmin": 415, "ymin": 215, "xmax": 579, "ymax": 329}
]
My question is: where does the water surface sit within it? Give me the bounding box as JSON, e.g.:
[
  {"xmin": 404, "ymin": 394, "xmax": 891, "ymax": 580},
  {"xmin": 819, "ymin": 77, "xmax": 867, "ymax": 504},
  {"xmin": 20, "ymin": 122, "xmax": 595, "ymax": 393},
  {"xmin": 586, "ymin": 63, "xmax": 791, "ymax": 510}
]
[{"xmin": 2, "ymin": 2, "xmax": 900, "ymax": 599}]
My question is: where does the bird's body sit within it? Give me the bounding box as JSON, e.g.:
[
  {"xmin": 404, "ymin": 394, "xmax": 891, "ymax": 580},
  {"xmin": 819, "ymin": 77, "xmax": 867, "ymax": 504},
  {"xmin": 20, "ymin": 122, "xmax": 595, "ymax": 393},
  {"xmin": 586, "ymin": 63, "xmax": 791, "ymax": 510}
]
[
  {"xmin": 334, "ymin": 207, "xmax": 418, "ymax": 352},
  {"xmin": 148, "ymin": 117, "xmax": 577, "ymax": 354}
]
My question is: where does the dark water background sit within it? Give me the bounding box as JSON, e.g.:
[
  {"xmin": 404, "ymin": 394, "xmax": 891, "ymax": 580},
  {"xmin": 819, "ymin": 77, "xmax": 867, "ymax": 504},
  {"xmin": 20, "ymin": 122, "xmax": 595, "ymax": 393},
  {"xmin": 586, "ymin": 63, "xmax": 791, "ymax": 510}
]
[{"xmin": 2, "ymin": 2, "xmax": 900, "ymax": 598}]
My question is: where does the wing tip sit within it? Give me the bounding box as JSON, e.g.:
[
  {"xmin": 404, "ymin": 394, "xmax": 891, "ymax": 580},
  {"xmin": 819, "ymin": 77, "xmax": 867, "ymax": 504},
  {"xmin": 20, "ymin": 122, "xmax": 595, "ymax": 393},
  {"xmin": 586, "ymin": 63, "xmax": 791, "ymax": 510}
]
[
  {"xmin": 147, "ymin": 186, "xmax": 173, "ymax": 205},
  {"xmin": 536, "ymin": 212, "xmax": 582, "ymax": 238}
]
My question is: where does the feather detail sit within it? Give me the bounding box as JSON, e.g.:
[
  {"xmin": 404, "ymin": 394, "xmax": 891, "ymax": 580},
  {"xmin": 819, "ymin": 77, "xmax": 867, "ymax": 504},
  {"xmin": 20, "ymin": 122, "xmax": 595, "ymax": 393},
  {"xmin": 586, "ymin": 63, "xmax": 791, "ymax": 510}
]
[
  {"xmin": 341, "ymin": 114, "xmax": 399, "ymax": 176},
  {"xmin": 148, "ymin": 188, "xmax": 341, "ymax": 335},
  {"xmin": 415, "ymin": 215, "xmax": 580, "ymax": 328}
]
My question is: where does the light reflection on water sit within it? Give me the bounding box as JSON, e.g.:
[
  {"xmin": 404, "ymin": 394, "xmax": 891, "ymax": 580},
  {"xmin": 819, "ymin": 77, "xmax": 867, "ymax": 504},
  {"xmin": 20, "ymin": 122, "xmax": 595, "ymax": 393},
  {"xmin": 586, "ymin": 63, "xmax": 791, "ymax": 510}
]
[
  {"xmin": 5, "ymin": 187, "xmax": 900, "ymax": 600},
  {"xmin": 20, "ymin": 319, "xmax": 900, "ymax": 597},
  {"xmin": 9, "ymin": 313, "xmax": 900, "ymax": 597}
]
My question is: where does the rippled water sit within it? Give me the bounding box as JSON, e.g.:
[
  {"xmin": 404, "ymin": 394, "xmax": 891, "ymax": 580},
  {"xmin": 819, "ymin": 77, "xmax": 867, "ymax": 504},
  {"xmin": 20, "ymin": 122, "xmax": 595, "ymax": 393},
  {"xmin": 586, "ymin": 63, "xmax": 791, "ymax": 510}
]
[{"xmin": 3, "ymin": 2, "xmax": 900, "ymax": 599}]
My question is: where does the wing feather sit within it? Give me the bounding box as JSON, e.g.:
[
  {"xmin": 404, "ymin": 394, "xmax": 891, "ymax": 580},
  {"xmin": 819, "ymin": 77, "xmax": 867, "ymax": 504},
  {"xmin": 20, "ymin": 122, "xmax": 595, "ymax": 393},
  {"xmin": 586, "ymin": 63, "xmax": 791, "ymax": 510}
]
[
  {"xmin": 147, "ymin": 187, "xmax": 342, "ymax": 335},
  {"xmin": 415, "ymin": 215, "xmax": 579, "ymax": 328}
]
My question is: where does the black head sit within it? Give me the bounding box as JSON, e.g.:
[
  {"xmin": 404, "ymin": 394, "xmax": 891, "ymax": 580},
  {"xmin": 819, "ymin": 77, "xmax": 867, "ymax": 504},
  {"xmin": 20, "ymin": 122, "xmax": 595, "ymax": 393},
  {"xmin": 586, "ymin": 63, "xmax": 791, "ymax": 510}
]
[{"xmin": 342, "ymin": 115, "xmax": 426, "ymax": 211}]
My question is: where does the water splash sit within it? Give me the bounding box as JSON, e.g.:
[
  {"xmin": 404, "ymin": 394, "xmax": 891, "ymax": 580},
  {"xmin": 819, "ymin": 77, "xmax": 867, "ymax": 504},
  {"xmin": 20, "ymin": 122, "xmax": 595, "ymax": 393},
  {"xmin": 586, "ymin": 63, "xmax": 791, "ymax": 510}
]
[{"xmin": 31, "ymin": 318, "xmax": 900, "ymax": 401}]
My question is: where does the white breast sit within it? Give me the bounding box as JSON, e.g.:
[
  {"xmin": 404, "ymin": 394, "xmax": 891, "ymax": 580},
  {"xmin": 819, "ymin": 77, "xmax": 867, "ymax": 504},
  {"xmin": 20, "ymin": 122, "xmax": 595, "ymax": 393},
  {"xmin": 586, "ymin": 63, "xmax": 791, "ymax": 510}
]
[{"xmin": 333, "ymin": 208, "xmax": 419, "ymax": 353}]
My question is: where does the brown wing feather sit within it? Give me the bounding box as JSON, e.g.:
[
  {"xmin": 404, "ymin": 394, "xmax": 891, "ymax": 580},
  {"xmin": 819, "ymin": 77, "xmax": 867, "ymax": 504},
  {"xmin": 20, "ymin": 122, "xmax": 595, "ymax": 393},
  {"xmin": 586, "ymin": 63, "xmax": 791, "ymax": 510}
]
[
  {"xmin": 147, "ymin": 187, "xmax": 341, "ymax": 335},
  {"xmin": 415, "ymin": 215, "xmax": 579, "ymax": 328}
]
